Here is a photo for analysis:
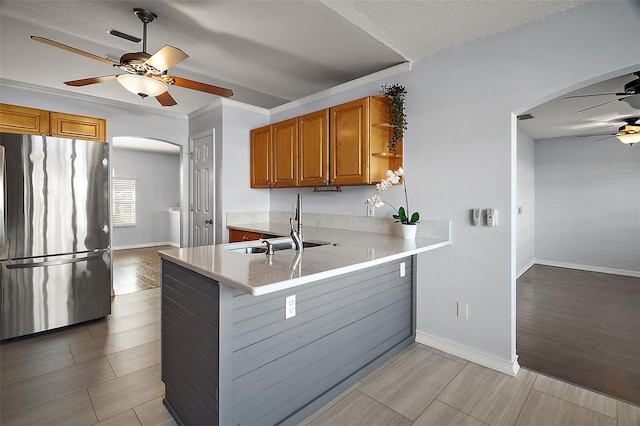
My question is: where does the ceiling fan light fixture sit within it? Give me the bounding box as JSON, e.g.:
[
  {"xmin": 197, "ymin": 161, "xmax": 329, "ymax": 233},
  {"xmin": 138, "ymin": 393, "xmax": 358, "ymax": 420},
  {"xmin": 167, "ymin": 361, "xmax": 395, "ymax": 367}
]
[
  {"xmin": 117, "ymin": 74, "xmax": 167, "ymax": 97},
  {"xmin": 615, "ymin": 124, "xmax": 640, "ymax": 145},
  {"xmin": 616, "ymin": 132, "xmax": 640, "ymax": 145}
]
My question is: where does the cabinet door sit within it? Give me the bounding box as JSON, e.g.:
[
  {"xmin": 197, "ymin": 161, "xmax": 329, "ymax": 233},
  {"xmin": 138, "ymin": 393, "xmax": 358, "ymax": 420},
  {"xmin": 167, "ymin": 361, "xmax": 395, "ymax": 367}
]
[
  {"xmin": 0, "ymin": 103, "xmax": 50, "ymax": 135},
  {"xmin": 330, "ymin": 98, "xmax": 369, "ymax": 185},
  {"xmin": 272, "ymin": 117, "xmax": 298, "ymax": 188},
  {"xmin": 250, "ymin": 125, "xmax": 272, "ymax": 188},
  {"xmin": 49, "ymin": 112, "xmax": 106, "ymax": 142},
  {"xmin": 228, "ymin": 229, "xmax": 262, "ymax": 243},
  {"xmin": 299, "ymin": 109, "xmax": 329, "ymax": 187}
]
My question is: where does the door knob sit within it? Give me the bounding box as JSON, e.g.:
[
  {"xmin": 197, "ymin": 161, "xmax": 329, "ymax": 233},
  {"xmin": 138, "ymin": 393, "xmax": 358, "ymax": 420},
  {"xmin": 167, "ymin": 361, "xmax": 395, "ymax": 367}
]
[{"xmin": 205, "ymin": 219, "xmax": 213, "ymax": 225}]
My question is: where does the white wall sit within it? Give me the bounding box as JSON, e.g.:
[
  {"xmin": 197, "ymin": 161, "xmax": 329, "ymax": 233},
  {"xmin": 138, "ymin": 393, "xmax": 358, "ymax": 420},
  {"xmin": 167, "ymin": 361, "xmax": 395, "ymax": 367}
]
[
  {"xmin": 517, "ymin": 129, "xmax": 536, "ymax": 276},
  {"xmin": 267, "ymin": 1, "xmax": 640, "ymax": 370},
  {"xmin": 189, "ymin": 100, "xmax": 270, "ymax": 243},
  {"xmin": 535, "ymin": 135, "xmax": 640, "ymax": 273},
  {"xmin": 112, "ymin": 148, "xmax": 181, "ymax": 249}
]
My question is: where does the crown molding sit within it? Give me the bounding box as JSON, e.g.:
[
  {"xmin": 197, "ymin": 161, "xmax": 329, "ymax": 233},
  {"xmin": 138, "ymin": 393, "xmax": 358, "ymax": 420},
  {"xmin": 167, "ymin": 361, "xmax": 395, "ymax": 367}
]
[
  {"xmin": 0, "ymin": 78, "xmax": 189, "ymax": 119},
  {"xmin": 2, "ymin": 61, "xmax": 410, "ymax": 123},
  {"xmin": 270, "ymin": 61, "xmax": 412, "ymax": 116},
  {"xmin": 188, "ymin": 97, "xmax": 270, "ymax": 120}
]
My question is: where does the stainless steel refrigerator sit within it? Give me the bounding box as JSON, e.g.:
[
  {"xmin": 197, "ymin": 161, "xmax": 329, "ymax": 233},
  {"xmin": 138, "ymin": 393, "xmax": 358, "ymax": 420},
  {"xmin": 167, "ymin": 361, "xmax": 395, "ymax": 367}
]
[{"xmin": 1, "ymin": 133, "xmax": 111, "ymax": 340}]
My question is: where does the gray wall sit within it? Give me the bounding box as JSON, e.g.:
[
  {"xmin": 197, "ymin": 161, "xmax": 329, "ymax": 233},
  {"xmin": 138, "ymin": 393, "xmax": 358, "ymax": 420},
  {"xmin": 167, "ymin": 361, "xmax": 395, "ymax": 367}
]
[
  {"xmin": 535, "ymin": 135, "xmax": 640, "ymax": 273},
  {"xmin": 112, "ymin": 148, "xmax": 181, "ymax": 249},
  {"xmin": 517, "ymin": 129, "xmax": 536, "ymax": 276},
  {"xmin": 269, "ymin": 1, "xmax": 640, "ymax": 366}
]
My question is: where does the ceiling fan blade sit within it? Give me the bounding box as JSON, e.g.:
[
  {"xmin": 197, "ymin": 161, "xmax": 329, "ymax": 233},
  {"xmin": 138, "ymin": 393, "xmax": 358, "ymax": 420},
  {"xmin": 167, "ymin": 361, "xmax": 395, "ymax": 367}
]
[
  {"xmin": 577, "ymin": 133, "xmax": 612, "ymax": 137},
  {"xmin": 31, "ymin": 36, "xmax": 118, "ymax": 66},
  {"xmin": 564, "ymin": 92, "xmax": 625, "ymax": 99},
  {"xmin": 145, "ymin": 45, "xmax": 188, "ymax": 72},
  {"xmin": 64, "ymin": 75, "xmax": 118, "ymax": 86},
  {"xmin": 156, "ymin": 91, "xmax": 177, "ymax": 106},
  {"xmin": 172, "ymin": 77, "xmax": 233, "ymax": 97},
  {"xmin": 575, "ymin": 98, "xmax": 619, "ymax": 113}
]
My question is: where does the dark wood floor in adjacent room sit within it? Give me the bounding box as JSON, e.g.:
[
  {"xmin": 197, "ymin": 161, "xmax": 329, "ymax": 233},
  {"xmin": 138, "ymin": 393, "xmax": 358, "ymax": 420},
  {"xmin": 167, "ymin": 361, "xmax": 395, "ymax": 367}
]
[{"xmin": 517, "ymin": 264, "xmax": 640, "ymax": 406}]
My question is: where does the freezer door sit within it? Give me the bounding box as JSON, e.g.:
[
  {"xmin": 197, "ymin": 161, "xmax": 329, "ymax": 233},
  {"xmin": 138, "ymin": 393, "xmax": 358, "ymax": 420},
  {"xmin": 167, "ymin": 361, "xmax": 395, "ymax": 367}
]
[
  {"xmin": 0, "ymin": 134, "xmax": 110, "ymax": 260},
  {"xmin": 1, "ymin": 250, "xmax": 111, "ymax": 340}
]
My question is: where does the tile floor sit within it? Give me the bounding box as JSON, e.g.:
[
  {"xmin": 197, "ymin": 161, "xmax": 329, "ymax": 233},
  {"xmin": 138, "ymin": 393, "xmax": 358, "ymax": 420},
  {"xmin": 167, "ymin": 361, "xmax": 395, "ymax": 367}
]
[
  {"xmin": 1, "ymin": 284, "xmax": 639, "ymax": 425},
  {"xmin": 112, "ymin": 246, "xmax": 172, "ymax": 295}
]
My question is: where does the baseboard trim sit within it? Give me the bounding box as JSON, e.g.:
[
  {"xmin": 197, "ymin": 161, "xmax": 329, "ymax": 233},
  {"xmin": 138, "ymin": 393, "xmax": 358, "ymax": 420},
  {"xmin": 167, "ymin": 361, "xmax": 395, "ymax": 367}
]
[
  {"xmin": 415, "ymin": 331, "xmax": 520, "ymax": 377},
  {"xmin": 535, "ymin": 259, "xmax": 640, "ymax": 278},
  {"xmin": 113, "ymin": 242, "xmax": 178, "ymax": 251},
  {"xmin": 517, "ymin": 259, "xmax": 536, "ymax": 278}
]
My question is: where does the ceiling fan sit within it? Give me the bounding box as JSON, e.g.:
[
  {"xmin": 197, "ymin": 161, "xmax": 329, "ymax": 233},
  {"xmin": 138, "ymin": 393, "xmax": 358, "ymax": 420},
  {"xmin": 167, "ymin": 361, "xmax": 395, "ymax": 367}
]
[
  {"xmin": 31, "ymin": 8, "xmax": 233, "ymax": 106},
  {"xmin": 582, "ymin": 117, "xmax": 640, "ymax": 146},
  {"xmin": 564, "ymin": 71, "xmax": 640, "ymax": 113}
]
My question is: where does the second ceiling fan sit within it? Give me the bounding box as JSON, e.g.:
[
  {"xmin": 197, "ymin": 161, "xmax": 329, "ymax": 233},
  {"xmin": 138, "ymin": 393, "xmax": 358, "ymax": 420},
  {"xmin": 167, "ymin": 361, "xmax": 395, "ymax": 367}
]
[{"xmin": 32, "ymin": 7, "xmax": 233, "ymax": 106}]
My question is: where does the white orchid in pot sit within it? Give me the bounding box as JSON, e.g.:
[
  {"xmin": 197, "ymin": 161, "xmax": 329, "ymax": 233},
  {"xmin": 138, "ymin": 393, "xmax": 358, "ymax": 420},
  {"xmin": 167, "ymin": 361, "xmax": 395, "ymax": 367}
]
[{"xmin": 366, "ymin": 167, "xmax": 420, "ymax": 238}]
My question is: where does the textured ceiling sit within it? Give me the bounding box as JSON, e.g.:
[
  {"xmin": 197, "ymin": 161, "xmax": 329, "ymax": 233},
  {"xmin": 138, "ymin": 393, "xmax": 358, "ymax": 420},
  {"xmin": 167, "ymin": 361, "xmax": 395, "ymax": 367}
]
[
  {"xmin": 1, "ymin": 0, "xmax": 586, "ymax": 116},
  {"xmin": 321, "ymin": 0, "xmax": 585, "ymax": 61}
]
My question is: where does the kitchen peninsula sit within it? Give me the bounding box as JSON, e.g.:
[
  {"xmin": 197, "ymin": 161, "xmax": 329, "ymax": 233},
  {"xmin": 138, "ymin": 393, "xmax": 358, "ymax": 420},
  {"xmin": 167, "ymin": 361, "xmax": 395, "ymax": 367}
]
[{"xmin": 158, "ymin": 216, "xmax": 450, "ymax": 426}]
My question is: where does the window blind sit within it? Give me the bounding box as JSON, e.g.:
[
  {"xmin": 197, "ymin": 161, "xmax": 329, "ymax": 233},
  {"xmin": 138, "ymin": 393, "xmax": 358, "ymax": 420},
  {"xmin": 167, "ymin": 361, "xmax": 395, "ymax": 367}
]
[{"xmin": 113, "ymin": 178, "xmax": 136, "ymax": 227}]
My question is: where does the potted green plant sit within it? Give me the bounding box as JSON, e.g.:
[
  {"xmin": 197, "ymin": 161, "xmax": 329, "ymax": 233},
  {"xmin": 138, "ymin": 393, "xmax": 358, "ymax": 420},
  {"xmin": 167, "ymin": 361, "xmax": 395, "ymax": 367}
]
[
  {"xmin": 380, "ymin": 84, "xmax": 407, "ymax": 153},
  {"xmin": 365, "ymin": 167, "xmax": 420, "ymax": 239}
]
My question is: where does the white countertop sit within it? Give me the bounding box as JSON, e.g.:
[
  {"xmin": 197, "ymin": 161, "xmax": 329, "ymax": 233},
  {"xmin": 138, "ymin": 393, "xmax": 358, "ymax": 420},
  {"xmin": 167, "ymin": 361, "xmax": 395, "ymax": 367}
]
[{"xmin": 159, "ymin": 222, "xmax": 451, "ymax": 296}]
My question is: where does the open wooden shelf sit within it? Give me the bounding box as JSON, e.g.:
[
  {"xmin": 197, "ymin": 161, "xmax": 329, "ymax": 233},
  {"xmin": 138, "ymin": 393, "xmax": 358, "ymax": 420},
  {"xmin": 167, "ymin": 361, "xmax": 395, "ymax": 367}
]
[{"xmin": 371, "ymin": 152, "xmax": 402, "ymax": 158}]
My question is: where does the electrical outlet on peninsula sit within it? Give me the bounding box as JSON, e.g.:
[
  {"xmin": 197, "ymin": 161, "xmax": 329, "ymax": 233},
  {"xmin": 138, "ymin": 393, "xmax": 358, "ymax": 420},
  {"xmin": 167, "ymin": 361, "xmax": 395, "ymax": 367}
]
[{"xmin": 285, "ymin": 295, "xmax": 296, "ymax": 319}]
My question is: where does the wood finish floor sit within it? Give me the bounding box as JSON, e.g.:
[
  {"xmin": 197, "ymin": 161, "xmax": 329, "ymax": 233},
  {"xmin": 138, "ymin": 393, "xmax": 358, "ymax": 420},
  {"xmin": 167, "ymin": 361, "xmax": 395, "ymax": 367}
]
[
  {"xmin": 1, "ymin": 256, "xmax": 639, "ymax": 425},
  {"xmin": 517, "ymin": 264, "xmax": 640, "ymax": 406}
]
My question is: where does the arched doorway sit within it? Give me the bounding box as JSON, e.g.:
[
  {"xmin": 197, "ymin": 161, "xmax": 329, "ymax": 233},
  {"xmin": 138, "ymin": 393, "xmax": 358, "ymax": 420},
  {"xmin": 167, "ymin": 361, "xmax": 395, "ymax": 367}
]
[{"xmin": 111, "ymin": 136, "xmax": 182, "ymax": 295}]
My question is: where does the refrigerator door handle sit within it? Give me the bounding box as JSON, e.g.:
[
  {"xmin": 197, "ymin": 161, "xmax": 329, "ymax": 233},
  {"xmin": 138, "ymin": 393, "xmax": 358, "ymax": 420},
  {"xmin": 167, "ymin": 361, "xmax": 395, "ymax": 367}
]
[
  {"xmin": 0, "ymin": 145, "xmax": 5, "ymax": 246},
  {"xmin": 5, "ymin": 252, "xmax": 102, "ymax": 269}
]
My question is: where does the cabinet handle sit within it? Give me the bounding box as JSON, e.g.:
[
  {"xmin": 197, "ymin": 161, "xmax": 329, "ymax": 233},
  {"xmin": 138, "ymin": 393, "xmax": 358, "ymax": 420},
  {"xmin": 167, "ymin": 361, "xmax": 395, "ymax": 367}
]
[{"xmin": 242, "ymin": 235, "xmax": 249, "ymax": 241}]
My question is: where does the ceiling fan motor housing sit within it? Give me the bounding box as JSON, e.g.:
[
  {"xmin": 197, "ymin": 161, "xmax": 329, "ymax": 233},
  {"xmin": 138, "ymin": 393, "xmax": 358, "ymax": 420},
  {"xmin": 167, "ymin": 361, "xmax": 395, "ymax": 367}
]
[{"xmin": 133, "ymin": 8, "xmax": 157, "ymax": 24}]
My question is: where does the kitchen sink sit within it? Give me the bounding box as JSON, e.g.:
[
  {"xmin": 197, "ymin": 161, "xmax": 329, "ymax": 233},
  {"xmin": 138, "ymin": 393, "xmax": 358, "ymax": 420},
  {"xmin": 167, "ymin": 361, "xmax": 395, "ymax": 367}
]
[{"xmin": 227, "ymin": 239, "xmax": 330, "ymax": 254}]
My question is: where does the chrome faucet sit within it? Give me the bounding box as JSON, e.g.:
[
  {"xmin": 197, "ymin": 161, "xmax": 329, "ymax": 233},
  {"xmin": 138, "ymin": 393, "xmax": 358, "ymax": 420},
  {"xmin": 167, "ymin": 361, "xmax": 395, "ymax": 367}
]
[{"xmin": 290, "ymin": 193, "xmax": 303, "ymax": 251}]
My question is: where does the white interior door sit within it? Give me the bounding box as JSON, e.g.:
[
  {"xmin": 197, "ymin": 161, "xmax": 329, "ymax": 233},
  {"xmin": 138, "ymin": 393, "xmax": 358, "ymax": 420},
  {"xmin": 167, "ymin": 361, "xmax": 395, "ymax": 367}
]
[{"xmin": 190, "ymin": 129, "xmax": 215, "ymax": 246}]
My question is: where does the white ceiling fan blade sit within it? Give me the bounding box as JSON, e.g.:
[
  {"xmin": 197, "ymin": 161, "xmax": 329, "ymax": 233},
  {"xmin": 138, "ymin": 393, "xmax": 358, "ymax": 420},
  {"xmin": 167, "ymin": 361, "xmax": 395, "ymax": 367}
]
[{"xmin": 145, "ymin": 45, "xmax": 188, "ymax": 72}]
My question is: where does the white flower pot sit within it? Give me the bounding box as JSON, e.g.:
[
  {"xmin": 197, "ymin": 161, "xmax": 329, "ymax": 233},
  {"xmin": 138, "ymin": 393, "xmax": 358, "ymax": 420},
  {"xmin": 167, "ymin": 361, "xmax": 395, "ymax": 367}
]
[{"xmin": 401, "ymin": 224, "xmax": 417, "ymax": 240}]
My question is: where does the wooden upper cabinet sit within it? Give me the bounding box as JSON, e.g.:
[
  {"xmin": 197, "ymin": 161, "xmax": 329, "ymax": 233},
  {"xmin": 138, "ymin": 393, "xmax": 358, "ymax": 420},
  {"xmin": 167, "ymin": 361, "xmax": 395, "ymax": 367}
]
[
  {"xmin": 299, "ymin": 109, "xmax": 329, "ymax": 187},
  {"xmin": 0, "ymin": 104, "xmax": 106, "ymax": 142},
  {"xmin": 248, "ymin": 95, "xmax": 402, "ymax": 189},
  {"xmin": 272, "ymin": 117, "xmax": 298, "ymax": 188},
  {"xmin": 330, "ymin": 97, "xmax": 369, "ymax": 186},
  {"xmin": 0, "ymin": 103, "xmax": 50, "ymax": 135},
  {"xmin": 49, "ymin": 112, "xmax": 106, "ymax": 142},
  {"xmin": 250, "ymin": 125, "xmax": 272, "ymax": 188}
]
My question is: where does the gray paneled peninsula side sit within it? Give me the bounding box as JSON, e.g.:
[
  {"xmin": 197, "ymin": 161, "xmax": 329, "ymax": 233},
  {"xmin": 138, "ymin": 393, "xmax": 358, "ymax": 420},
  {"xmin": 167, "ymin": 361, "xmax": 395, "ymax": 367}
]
[
  {"xmin": 158, "ymin": 220, "xmax": 450, "ymax": 425},
  {"xmin": 161, "ymin": 256, "xmax": 414, "ymax": 426}
]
